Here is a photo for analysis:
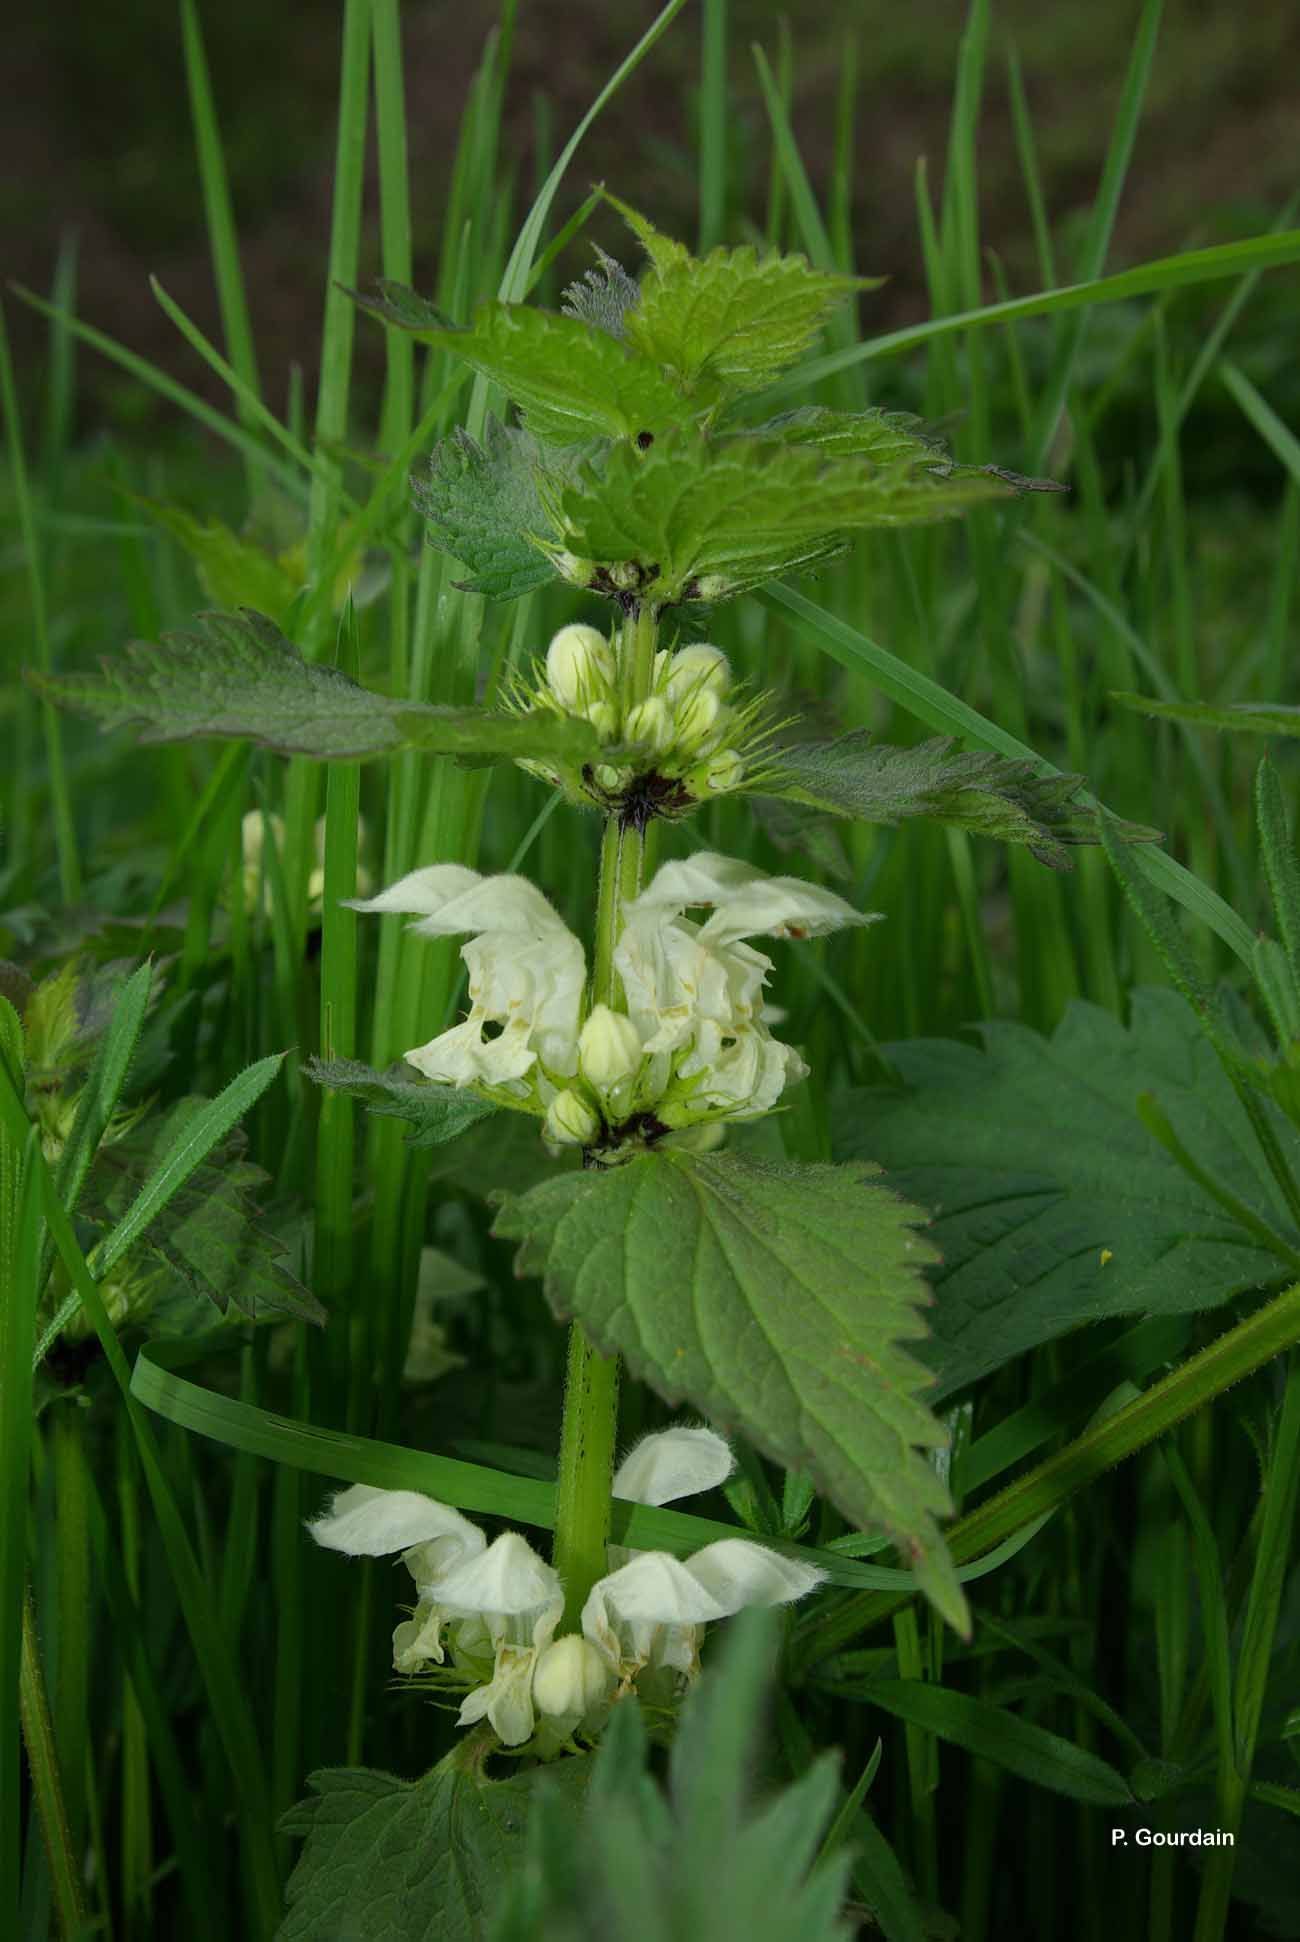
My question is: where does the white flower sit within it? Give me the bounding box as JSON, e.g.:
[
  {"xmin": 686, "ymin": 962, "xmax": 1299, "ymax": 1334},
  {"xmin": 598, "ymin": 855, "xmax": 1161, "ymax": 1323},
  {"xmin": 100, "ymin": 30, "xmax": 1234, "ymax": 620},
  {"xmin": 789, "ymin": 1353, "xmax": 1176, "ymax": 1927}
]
[
  {"xmin": 671, "ymin": 686, "xmax": 722, "ymax": 753},
  {"xmin": 438, "ymin": 1534, "xmax": 564, "ymax": 1746},
  {"xmin": 348, "ymin": 868, "xmax": 586, "ymax": 1099},
  {"xmin": 305, "ymin": 1425, "xmax": 821, "ymax": 1746},
  {"xmin": 545, "ymin": 624, "xmax": 615, "ymax": 712}
]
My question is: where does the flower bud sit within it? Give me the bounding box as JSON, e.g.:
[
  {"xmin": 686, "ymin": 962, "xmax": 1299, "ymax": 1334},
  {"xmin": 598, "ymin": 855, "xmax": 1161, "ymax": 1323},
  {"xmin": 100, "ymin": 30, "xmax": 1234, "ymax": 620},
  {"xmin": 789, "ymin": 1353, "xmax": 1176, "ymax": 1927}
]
[
  {"xmin": 698, "ymin": 749, "xmax": 745, "ymax": 794},
  {"xmin": 579, "ymin": 1004, "xmax": 642, "ymax": 1093},
  {"xmin": 625, "ymin": 697, "xmax": 673, "ymax": 754},
  {"xmin": 532, "ymin": 1635, "xmax": 612, "ymax": 1720},
  {"xmin": 594, "ymin": 763, "xmax": 625, "ymax": 791},
  {"xmin": 543, "ymin": 1088, "xmax": 600, "ymax": 1148},
  {"xmin": 583, "ymin": 700, "xmax": 619, "ymax": 741},
  {"xmin": 546, "ymin": 625, "xmax": 615, "ymax": 712},
  {"xmin": 665, "ymin": 644, "xmax": 731, "ymax": 704},
  {"xmin": 552, "ymin": 551, "xmax": 597, "ymax": 588},
  {"xmin": 672, "ymin": 687, "xmax": 722, "ymax": 753}
]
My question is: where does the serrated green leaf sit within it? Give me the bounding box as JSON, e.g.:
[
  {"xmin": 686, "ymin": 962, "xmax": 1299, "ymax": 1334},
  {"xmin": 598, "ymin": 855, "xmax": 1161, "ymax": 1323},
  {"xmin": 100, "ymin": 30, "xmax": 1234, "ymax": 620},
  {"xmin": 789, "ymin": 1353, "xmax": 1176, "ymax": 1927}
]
[
  {"xmin": 746, "ymin": 404, "xmax": 950, "ymax": 466},
  {"xmin": 415, "ymin": 418, "xmax": 562, "ymax": 600},
  {"xmin": 354, "ymin": 284, "xmax": 697, "ymax": 443},
  {"xmin": 126, "ymin": 495, "xmax": 301, "ymax": 621},
  {"xmin": 862, "ymin": 1681, "xmax": 1133, "ymax": 1805},
  {"xmin": 607, "ymin": 192, "xmax": 873, "ymax": 397},
  {"xmin": 279, "ymin": 1748, "xmax": 589, "ymax": 1942},
  {"xmin": 545, "ymin": 432, "xmax": 1013, "ymax": 605},
  {"xmin": 304, "ymin": 1057, "xmax": 499, "ymax": 1147},
  {"xmin": 833, "ymin": 989, "xmax": 1299, "ymax": 1399},
  {"xmin": 1111, "ymin": 692, "xmax": 1300, "ymax": 737},
  {"xmin": 492, "ymin": 1146, "xmax": 965, "ymax": 1630},
  {"xmin": 761, "ymin": 732, "xmax": 1159, "ymax": 869},
  {"xmin": 31, "ymin": 608, "xmax": 599, "ymax": 765}
]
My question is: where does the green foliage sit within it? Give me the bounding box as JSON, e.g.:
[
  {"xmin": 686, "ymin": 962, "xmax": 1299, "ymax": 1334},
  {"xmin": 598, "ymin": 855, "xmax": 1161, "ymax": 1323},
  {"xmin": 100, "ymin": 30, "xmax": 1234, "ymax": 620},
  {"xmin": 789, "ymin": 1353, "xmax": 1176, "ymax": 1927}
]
[
  {"xmin": 1111, "ymin": 693, "xmax": 1300, "ymax": 736},
  {"xmin": 126, "ymin": 495, "xmax": 301, "ymax": 623},
  {"xmin": 33, "ymin": 608, "xmax": 599, "ymax": 763},
  {"xmin": 493, "ymin": 1610, "xmax": 853, "ymax": 1942},
  {"xmin": 305, "ymin": 1057, "xmax": 500, "ymax": 1146},
  {"xmin": 542, "ymin": 431, "xmax": 1011, "ymax": 606},
  {"xmin": 862, "ymin": 1681, "xmax": 1133, "ymax": 1805},
  {"xmin": 759, "ymin": 732, "xmax": 1160, "ymax": 869},
  {"xmin": 607, "ymin": 192, "xmax": 875, "ymax": 401},
  {"xmin": 492, "ymin": 1146, "xmax": 964, "ymax": 1629},
  {"xmin": 414, "ymin": 417, "xmax": 564, "ymax": 600},
  {"xmin": 560, "ymin": 248, "xmax": 642, "ymax": 340},
  {"xmin": 85, "ymin": 1101, "xmax": 320, "ymax": 1327},
  {"xmin": 354, "ymin": 284, "xmax": 697, "ymax": 444},
  {"xmin": 833, "ymin": 989, "xmax": 1297, "ymax": 1399},
  {"xmin": 278, "ymin": 1741, "xmax": 590, "ymax": 1942}
]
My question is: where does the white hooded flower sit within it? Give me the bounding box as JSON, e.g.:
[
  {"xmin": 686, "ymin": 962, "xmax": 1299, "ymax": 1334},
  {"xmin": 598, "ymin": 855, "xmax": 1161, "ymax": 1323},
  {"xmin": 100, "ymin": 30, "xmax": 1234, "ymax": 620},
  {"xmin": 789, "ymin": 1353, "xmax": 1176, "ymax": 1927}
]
[
  {"xmin": 613, "ymin": 854, "xmax": 870, "ymax": 1125},
  {"xmin": 437, "ymin": 1533, "xmax": 564, "ymax": 1746},
  {"xmin": 348, "ymin": 867, "xmax": 586, "ymax": 1099},
  {"xmin": 663, "ymin": 643, "xmax": 731, "ymax": 705},
  {"xmin": 307, "ymin": 1484, "xmax": 488, "ymax": 1675}
]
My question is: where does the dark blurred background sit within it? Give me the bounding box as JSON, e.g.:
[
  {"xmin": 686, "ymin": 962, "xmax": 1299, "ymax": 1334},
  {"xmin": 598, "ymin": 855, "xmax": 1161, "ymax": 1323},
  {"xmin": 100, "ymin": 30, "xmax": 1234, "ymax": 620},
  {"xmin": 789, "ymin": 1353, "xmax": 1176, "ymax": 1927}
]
[{"xmin": 6, "ymin": 0, "xmax": 1300, "ymax": 449}]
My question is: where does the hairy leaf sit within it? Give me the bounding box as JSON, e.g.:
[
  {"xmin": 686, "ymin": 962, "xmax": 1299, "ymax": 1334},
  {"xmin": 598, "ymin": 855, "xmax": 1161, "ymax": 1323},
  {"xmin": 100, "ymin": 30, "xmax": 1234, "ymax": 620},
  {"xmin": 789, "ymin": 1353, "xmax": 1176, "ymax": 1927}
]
[
  {"xmin": 493, "ymin": 1147, "xmax": 964, "ymax": 1629},
  {"xmin": 833, "ymin": 989, "xmax": 1298, "ymax": 1399},
  {"xmin": 746, "ymin": 404, "xmax": 950, "ymax": 467},
  {"xmin": 560, "ymin": 247, "xmax": 641, "ymax": 340},
  {"xmin": 279, "ymin": 1746, "xmax": 588, "ymax": 1942},
  {"xmin": 32, "ymin": 608, "xmax": 598, "ymax": 764},
  {"xmin": 1111, "ymin": 692, "xmax": 1300, "ymax": 738},
  {"xmin": 305, "ymin": 1058, "xmax": 499, "ymax": 1147},
  {"xmin": 353, "ymin": 284, "xmax": 696, "ymax": 444},
  {"xmin": 761, "ymin": 732, "xmax": 1160, "ymax": 869},
  {"xmin": 415, "ymin": 418, "xmax": 561, "ymax": 600},
  {"xmin": 543, "ymin": 432, "xmax": 1012, "ymax": 605},
  {"xmin": 493, "ymin": 1610, "xmax": 853, "ymax": 1942},
  {"xmin": 607, "ymin": 194, "xmax": 874, "ymax": 398}
]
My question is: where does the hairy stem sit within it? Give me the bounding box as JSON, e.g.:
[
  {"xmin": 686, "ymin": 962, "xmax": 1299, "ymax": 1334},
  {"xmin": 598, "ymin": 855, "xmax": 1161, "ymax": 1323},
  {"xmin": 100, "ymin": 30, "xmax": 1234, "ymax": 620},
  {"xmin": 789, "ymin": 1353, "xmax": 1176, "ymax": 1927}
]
[{"xmin": 551, "ymin": 603, "xmax": 658, "ymax": 1628}]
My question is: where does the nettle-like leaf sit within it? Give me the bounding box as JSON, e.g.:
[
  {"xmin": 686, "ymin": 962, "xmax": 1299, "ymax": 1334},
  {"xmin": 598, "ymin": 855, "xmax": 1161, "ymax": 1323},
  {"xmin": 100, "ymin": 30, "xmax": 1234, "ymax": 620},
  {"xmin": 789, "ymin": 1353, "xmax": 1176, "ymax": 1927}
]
[
  {"xmin": 352, "ymin": 283, "xmax": 696, "ymax": 444},
  {"xmin": 760, "ymin": 732, "xmax": 1160, "ymax": 869},
  {"xmin": 494, "ymin": 1611, "xmax": 852, "ymax": 1942},
  {"xmin": 33, "ymin": 608, "xmax": 599, "ymax": 765},
  {"xmin": 560, "ymin": 246, "xmax": 642, "ymax": 340},
  {"xmin": 305, "ymin": 1057, "xmax": 499, "ymax": 1147},
  {"xmin": 833, "ymin": 988, "xmax": 1299, "ymax": 1400},
  {"xmin": 543, "ymin": 432, "xmax": 1013, "ymax": 605},
  {"xmin": 608, "ymin": 193, "xmax": 874, "ymax": 401},
  {"xmin": 748, "ymin": 403, "xmax": 950, "ymax": 467},
  {"xmin": 88, "ymin": 1103, "xmax": 321, "ymax": 1326},
  {"xmin": 493, "ymin": 1146, "xmax": 964, "ymax": 1629},
  {"xmin": 279, "ymin": 1745, "xmax": 589, "ymax": 1942},
  {"xmin": 416, "ymin": 418, "xmax": 590, "ymax": 601}
]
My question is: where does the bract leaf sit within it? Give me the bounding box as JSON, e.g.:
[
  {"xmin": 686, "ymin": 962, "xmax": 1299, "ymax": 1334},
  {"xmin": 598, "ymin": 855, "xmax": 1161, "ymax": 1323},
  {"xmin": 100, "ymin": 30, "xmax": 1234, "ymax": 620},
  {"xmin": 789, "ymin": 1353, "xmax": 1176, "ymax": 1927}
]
[
  {"xmin": 492, "ymin": 1146, "xmax": 965, "ymax": 1631},
  {"xmin": 761, "ymin": 732, "xmax": 1160, "ymax": 869},
  {"xmin": 544, "ymin": 432, "xmax": 1013, "ymax": 605},
  {"xmin": 1111, "ymin": 692, "xmax": 1300, "ymax": 737},
  {"xmin": 833, "ymin": 988, "xmax": 1299, "ymax": 1400},
  {"xmin": 32, "ymin": 608, "xmax": 599, "ymax": 764}
]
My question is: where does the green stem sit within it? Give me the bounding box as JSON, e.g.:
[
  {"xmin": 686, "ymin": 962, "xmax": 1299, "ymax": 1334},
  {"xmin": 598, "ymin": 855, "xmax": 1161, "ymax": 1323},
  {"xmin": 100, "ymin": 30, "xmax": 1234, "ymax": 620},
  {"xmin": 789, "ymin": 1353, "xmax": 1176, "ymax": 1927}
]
[
  {"xmin": 800, "ymin": 1277, "xmax": 1300, "ymax": 1672},
  {"xmin": 551, "ymin": 603, "xmax": 659, "ymax": 1629}
]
